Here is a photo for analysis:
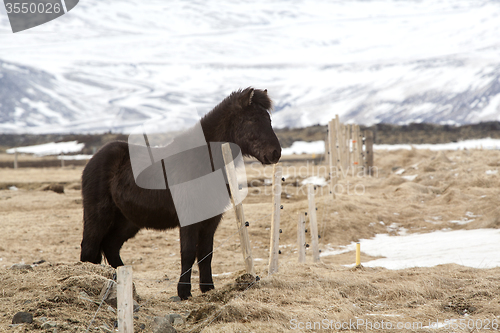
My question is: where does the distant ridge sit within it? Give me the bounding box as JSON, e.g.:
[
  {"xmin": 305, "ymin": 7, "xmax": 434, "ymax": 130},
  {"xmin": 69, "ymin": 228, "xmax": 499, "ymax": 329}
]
[{"xmin": 1, "ymin": 122, "xmax": 500, "ymax": 153}]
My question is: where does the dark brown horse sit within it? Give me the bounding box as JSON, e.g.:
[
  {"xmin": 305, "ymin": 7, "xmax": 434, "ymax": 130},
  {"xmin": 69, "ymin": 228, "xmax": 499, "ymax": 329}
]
[{"xmin": 80, "ymin": 88, "xmax": 281, "ymax": 300}]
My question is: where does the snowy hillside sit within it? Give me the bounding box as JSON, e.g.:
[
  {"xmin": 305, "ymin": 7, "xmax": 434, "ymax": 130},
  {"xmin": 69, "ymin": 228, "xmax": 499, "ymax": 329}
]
[{"xmin": 1, "ymin": 0, "xmax": 500, "ymax": 133}]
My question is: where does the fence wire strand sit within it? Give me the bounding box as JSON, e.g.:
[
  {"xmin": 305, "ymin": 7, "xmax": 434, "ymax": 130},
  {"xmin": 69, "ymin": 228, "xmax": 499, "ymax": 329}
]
[{"xmin": 86, "ymin": 275, "xmax": 114, "ymax": 332}]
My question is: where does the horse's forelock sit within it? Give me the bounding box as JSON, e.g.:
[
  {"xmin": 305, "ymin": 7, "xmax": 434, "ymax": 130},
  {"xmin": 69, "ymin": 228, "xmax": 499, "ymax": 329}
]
[{"xmin": 249, "ymin": 88, "xmax": 273, "ymax": 113}]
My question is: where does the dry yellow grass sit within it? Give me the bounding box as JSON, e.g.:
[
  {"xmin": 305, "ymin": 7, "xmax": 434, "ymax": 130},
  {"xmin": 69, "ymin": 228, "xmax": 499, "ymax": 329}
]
[{"xmin": 0, "ymin": 148, "xmax": 499, "ymax": 332}]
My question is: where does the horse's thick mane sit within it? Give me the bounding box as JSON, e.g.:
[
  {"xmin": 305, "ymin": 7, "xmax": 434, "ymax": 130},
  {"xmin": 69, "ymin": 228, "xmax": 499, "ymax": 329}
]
[{"xmin": 208, "ymin": 87, "xmax": 272, "ymax": 117}]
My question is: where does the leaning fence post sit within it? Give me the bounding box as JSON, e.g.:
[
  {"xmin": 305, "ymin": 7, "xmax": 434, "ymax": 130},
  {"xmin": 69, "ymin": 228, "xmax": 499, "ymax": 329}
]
[
  {"xmin": 307, "ymin": 184, "xmax": 320, "ymax": 262},
  {"xmin": 117, "ymin": 266, "xmax": 133, "ymax": 333},
  {"xmin": 221, "ymin": 143, "xmax": 255, "ymax": 275},
  {"xmin": 297, "ymin": 213, "xmax": 306, "ymax": 263},
  {"xmin": 14, "ymin": 149, "xmax": 18, "ymax": 169},
  {"xmin": 268, "ymin": 164, "xmax": 282, "ymax": 274},
  {"xmin": 364, "ymin": 130, "xmax": 374, "ymax": 176}
]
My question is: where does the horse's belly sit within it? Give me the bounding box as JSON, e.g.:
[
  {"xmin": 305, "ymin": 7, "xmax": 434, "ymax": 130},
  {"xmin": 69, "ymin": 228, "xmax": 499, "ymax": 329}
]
[{"xmin": 113, "ymin": 187, "xmax": 180, "ymax": 230}]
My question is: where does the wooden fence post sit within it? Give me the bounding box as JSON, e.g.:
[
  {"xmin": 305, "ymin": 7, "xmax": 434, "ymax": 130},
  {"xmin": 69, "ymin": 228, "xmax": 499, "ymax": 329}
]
[
  {"xmin": 364, "ymin": 130, "xmax": 374, "ymax": 176},
  {"xmin": 307, "ymin": 184, "xmax": 320, "ymax": 262},
  {"xmin": 268, "ymin": 164, "xmax": 282, "ymax": 274},
  {"xmin": 356, "ymin": 126, "xmax": 364, "ymax": 175},
  {"xmin": 343, "ymin": 125, "xmax": 351, "ymax": 171},
  {"xmin": 14, "ymin": 149, "xmax": 18, "ymax": 169},
  {"xmin": 297, "ymin": 213, "xmax": 306, "ymax": 263},
  {"xmin": 327, "ymin": 120, "xmax": 337, "ymax": 199},
  {"xmin": 352, "ymin": 125, "xmax": 361, "ymax": 174},
  {"xmin": 334, "ymin": 116, "xmax": 344, "ymax": 178},
  {"xmin": 324, "ymin": 132, "xmax": 329, "ymax": 166},
  {"xmin": 340, "ymin": 125, "xmax": 346, "ymax": 172},
  {"xmin": 222, "ymin": 143, "xmax": 255, "ymax": 275},
  {"xmin": 117, "ymin": 266, "xmax": 133, "ymax": 333},
  {"xmin": 60, "ymin": 154, "xmax": 65, "ymax": 168},
  {"xmin": 348, "ymin": 125, "xmax": 354, "ymax": 171},
  {"xmin": 340, "ymin": 125, "xmax": 345, "ymax": 171}
]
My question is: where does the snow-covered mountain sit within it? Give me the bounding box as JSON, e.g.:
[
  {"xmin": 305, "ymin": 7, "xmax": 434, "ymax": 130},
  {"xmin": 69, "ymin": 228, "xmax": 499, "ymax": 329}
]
[{"xmin": 1, "ymin": 0, "xmax": 500, "ymax": 133}]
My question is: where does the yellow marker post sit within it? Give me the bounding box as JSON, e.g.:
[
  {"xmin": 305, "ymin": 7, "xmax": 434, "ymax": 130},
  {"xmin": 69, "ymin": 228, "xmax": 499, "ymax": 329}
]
[{"xmin": 355, "ymin": 243, "xmax": 361, "ymax": 266}]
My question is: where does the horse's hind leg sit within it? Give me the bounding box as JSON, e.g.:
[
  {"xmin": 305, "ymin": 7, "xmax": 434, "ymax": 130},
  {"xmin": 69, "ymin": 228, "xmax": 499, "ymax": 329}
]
[{"xmin": 101, "ymin": 216, "xmax": 140, "ymax": 268}]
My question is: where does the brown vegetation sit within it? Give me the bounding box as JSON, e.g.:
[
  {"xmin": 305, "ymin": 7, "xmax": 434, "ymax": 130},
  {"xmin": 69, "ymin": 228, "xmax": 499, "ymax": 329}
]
[{"xmin": 1, "ymin": 148, "xmax": 499, "ymax": 332}]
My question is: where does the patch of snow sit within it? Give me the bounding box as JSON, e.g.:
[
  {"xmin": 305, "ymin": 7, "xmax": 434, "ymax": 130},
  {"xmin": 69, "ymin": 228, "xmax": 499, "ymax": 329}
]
[
  {"xmin": 8, "ymin": 186, "xmax": 18, "ymax": 191},
  {"xmin": 333, "ymin": 229, "xmax": 500, "ymax": 269},
  {"xmin": 486, "ymin": 169, "xmax": 498, "ymax": 175},
  {"xmin": 375, "ymin": 138, "xmax": 500, "ymax": 151},
  {"xmin": 301, "ymin": 176, "xmax": 327, "ymax": 187},
  {"xmin": 394, "ymin": 169, "xmax": 405, "ymax": 175},
  {"xmin": 465, "ymin": 212, "xmax": 479, "ymax": 218},
  {"xmin": 320, "ymin": 244, "xmax": 356, "ymax": 257},
  {"xmin": 282, "ymin": 141, "xmax": 325, "ymax": 155},
  {"xmin": 6, "ymin": 141, "xmax": 84, "ymax": 156},
  {"xmin": 449, "ymin": 218, "xmax": 475, "ymax": 225},
  {"xmin": 212, "ymin": 272, "xmax": 233, "ymax": 277},
  {"xmin": 283, "ymin": 138, "xmax": 500, "ymax": 156},
  {"xmin": 57, "ymin": 154, "xmax": 93, "ymax": 160},
  {"xmin": 387, "ymin": 223, "xmax": 399, "ymax": 232},
  {"xmin": 401, "ymin": 175, "xmax": 418, "ymax": 181}
]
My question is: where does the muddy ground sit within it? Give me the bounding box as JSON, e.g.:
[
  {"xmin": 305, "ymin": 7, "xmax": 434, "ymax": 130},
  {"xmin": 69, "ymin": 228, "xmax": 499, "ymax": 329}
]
[{"xmin": 0, "ymin": 149, "xmax": 499, "ymax": 332}]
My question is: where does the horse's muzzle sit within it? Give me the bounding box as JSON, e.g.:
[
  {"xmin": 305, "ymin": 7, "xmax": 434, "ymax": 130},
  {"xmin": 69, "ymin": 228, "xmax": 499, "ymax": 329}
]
[{"xmin": 263, "ymin": 149, "xmax": 281, "ymax": 164}]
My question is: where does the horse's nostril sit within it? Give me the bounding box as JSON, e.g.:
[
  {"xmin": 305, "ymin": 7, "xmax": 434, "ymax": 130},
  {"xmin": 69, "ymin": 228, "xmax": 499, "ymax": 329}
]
[{"xmin": 272, "ymin": 149, "xmax": 280, "ymax": 161}]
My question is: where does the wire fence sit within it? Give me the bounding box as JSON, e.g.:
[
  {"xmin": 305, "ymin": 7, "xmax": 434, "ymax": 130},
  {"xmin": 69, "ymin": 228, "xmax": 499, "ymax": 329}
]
[
  {"xmin": 85, "ymin": 167, "xmax": 337, "ymax": 332},
  {"xmin": 85, "ymin": 212, "xmax": 273, "ymax": 331}
]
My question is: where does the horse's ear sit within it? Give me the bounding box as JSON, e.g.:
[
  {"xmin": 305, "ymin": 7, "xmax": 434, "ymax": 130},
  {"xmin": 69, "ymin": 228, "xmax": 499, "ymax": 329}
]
[
  {"xmin": 240, "ymin": 88, "xmax": 255, "ymax": 106},
  {"xmin": 264, "ymin": 89, "xmax": 267, "ymax": 95}
]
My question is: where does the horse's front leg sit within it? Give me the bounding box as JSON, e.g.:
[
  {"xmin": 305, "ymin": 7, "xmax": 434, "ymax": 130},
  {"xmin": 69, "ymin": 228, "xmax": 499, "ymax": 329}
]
[
  {"xmin": 177, "ymin": 225, "xmax": 198, "ymax": 300},
  {"xmin": 196, "ymin": 216, "xmax": 219, "ymax": 293}
]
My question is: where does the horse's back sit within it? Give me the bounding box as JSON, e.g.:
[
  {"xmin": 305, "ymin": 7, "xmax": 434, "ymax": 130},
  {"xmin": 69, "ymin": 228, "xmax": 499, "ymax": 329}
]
[
  {"xmin": 83, "ymin": 140, "xmax": 180, "ymax": 230},
  {"xmin": 82, "ymin": 141, "xmax": 129, "ymax": 205}
]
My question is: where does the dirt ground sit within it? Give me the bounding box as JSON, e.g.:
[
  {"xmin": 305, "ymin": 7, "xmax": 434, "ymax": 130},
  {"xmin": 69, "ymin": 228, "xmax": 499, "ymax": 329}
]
[{"xmin": 0, "ymin": 149, "xmax": 500, "ymax": 332}]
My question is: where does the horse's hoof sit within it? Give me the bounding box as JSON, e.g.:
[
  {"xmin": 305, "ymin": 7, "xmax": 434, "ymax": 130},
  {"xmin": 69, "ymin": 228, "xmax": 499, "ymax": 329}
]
[
  {"xmin": 177, "ymin": 286, "xmax": 192, "ymax": 300},
  {"xmin": 200, "ymin": 284, "xmax": 215, "ymax": 293}
]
